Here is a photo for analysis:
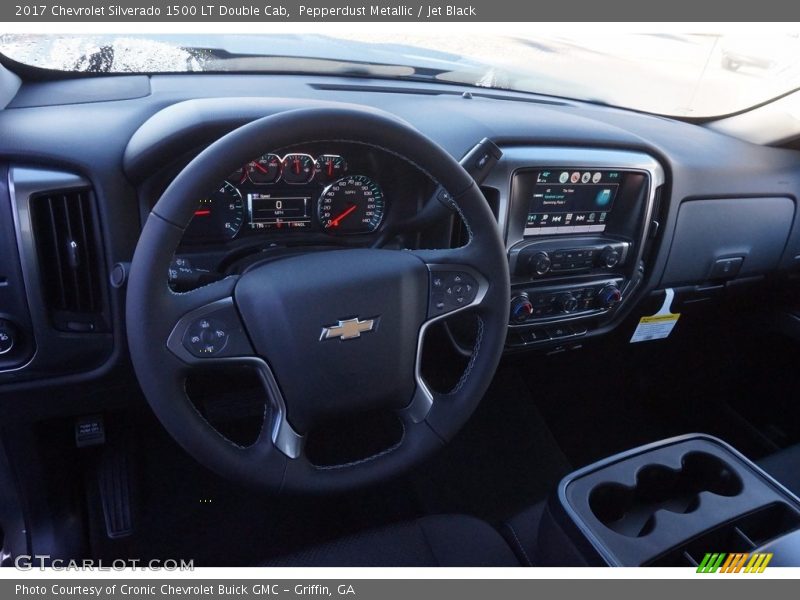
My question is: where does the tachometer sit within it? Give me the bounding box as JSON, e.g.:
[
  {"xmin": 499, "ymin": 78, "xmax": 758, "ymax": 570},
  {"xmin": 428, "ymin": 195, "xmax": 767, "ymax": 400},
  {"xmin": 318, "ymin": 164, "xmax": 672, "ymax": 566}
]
[
  {"xmin": 184, "ymin": 181, "xmax": 244, "ymax": 241},
  {"xmin": 318, "ymin": 175, "xmax": 385, "ymax": 234}
]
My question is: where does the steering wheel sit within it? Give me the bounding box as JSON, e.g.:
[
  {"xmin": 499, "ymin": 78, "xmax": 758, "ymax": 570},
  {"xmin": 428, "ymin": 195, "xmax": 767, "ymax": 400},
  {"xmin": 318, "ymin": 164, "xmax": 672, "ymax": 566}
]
[{"xmin": 126, "ymin": 107, "xmax": 510, "ymax": 492}]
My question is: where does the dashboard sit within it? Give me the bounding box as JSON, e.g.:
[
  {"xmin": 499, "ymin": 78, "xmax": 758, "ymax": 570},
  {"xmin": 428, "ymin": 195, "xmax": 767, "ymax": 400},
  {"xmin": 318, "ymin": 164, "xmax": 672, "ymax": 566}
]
[{"xmin": 2, "ymin": 71, "xmax": 800, "ymax": 388}]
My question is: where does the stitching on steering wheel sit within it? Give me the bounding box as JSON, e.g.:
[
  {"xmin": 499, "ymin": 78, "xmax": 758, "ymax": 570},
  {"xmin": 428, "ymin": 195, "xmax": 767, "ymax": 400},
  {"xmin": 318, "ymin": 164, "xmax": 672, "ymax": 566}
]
[
  {"xmin": 166, "ymin": 274, "xmax": 238, "ymax": 297},
  {"xmin": 313, "ymin": 421, "xmax": 406, "ymax": 471},
  {"xmin": 180, "ymin": 378, "xmax": 255, "ymax": 451},
  {"xmin": 447, "ymin": 315, "xmax": 484, "ymax": 395}
]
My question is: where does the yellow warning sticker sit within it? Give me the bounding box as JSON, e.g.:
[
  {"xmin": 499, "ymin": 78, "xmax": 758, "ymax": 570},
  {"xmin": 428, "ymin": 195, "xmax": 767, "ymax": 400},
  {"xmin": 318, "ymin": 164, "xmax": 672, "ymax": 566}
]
[
  {"xmin": 630, "ymin": 289, "xmax": 680, "ymax": 343},
  {"xmin": 639, "ymin": 314, "xmax": 681, "ymax": 324}
]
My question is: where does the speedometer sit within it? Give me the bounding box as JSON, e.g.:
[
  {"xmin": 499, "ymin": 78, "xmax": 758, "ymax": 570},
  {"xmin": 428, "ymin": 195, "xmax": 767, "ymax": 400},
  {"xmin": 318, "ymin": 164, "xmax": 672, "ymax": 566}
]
[{"xmin": 318, "ymin": 175, "xmax": 385, "ymax": 234}]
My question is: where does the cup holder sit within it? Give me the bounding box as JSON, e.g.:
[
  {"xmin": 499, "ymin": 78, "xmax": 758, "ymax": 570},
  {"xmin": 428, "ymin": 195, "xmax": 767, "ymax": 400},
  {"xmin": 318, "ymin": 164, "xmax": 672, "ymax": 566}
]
[{"xmin": 588, "ymin": 451, "xmax": 743, "ymax": 537}]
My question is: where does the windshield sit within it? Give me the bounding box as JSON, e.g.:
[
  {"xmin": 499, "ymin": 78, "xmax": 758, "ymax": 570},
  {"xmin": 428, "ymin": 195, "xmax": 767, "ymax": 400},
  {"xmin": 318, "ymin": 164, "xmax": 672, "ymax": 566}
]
[{"xmin": 2, "ymin": 32, "xmax": 799, "ymax": 118}]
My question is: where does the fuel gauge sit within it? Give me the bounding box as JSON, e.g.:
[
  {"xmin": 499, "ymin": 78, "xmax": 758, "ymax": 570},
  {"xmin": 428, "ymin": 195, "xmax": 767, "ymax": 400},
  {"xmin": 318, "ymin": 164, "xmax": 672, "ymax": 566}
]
[{"xmin": 282, "ymin": 153, "xmax": 315, "ymax": 184}]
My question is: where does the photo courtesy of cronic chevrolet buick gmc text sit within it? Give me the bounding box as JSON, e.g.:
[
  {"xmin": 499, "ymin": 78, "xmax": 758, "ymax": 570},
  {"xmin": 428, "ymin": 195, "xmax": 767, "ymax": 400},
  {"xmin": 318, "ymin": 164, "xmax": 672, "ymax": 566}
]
[{"xmin": 2, "ymin": 32, "xmax": 800, "ymax": 567}]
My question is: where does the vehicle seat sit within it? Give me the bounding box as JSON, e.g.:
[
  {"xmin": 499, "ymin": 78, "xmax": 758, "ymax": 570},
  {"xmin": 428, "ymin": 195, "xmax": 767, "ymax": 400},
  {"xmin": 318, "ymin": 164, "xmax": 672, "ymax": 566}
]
[
  {"xmin": 759, "ymin": 444, "xmax": 800, "ymax": 497},
  {"xmin": 266, "ymin": 514, "xmax": 520, "ymax": 566}
]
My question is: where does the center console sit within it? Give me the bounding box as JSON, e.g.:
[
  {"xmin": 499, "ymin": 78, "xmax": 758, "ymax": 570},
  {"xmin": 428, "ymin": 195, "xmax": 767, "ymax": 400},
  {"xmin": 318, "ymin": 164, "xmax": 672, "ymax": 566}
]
[
  {"xmin": 485, "ymin": 148, "xmax": 665, "ymax": 349},
  {"xmin": 530, "ymin": 435, "xmax": 800, "ymax": 567}
]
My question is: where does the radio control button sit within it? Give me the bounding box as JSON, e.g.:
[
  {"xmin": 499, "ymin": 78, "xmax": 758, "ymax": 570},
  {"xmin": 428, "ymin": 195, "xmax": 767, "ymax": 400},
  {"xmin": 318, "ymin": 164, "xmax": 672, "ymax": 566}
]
[
  {"xmin": 556, "ymin": 293, "xmax": 579, "ymax": 313},
  {"xmin": 546, "ymin": 325, "xmax": 571, "ymax": 339},
  {"xmin": 528, "ymin": 252, "xmax": 552, "ymax": 276},
  {"xmin": 597, "ymin": 284, "xmax": 622, "ymax": 308},
  {"xmin": 600, "ymin": 246, "xmax": 621, "ymax": 268},
  {"xmin": 510, "ymin": 295, "xmax": 534, "ymax": 323}
]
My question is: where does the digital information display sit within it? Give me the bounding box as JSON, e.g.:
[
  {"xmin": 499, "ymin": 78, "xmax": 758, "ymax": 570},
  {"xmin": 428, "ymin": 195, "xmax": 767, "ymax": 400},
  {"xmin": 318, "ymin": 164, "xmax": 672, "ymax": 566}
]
[
  {"xmin": 248, "ymin": 193, "xmax": 311, "ymax": 230},
  {"xmin": 525, "ymin": 169, "xmax": 620, "ymax": 236}
]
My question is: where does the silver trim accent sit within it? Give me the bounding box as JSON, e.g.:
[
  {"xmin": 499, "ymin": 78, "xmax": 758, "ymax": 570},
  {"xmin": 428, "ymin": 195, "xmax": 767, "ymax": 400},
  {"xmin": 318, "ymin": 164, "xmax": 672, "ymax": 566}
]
[
  {"xmin": 507, "ymin": 277, "xmax": 625, "ymax": 330},
  {"xmin": 4, "ymin": 168, "xmax": 92, "ymax": 374},
  {"xmin": 484, "ymin": 147, "xmax": 664, "ymax": 333},
  {"xmin": 280, "ymin": 153, "xmax": 316, "ymax": 185},
  {"xmin": 483, "ymin": 146, "xmax": 665, "ymax": 250},
  {"xmin": 166, "ymin": 297, "xmax": 303, "ymax": 459},
  {"xmin": 406, "ymin": 263, "xmax": 489, "ymax": 423},
  {"xmin": 507, "ymin": 239, "xmax": 631, "ymax": 280}
]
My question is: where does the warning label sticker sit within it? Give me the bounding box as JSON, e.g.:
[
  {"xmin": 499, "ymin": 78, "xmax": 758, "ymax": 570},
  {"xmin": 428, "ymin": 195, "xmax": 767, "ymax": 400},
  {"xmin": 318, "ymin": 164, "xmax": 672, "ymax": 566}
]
[{"xmin": 630, "ymin": 288, "xmax": 680, "ymax": 343}]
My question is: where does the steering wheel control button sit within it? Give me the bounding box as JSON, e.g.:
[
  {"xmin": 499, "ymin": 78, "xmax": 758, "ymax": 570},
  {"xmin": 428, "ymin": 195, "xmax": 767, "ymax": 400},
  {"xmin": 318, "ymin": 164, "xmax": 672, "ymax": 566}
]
[
  {"xmin": 0, "ymin": 320, "xmax": 16, "ymax": 355},
  {"xmin": 169, "ymin": 298, "xmax": 259, "ymax": 362},
  {"xmin": 429, "ymin": 270, "xmax": 479, "ymax": 316},
  {"xmin": 184, "ymin": 317, "xmax": 229, "ymax": 356}
]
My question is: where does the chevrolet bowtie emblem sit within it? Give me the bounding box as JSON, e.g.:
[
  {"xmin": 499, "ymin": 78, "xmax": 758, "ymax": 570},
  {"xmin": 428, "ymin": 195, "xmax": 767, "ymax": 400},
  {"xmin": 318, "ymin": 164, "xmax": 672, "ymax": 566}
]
[{"xmin": 320, "ymin": 317, "xmax": 378, "ymax": 341}]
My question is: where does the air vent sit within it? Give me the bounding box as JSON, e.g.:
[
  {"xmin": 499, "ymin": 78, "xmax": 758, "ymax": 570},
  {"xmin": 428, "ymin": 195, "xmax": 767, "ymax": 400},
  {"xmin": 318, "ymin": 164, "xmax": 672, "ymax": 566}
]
[{"xmin": 29, "ymin": 188, "xmax": 106, "ymax": 332}]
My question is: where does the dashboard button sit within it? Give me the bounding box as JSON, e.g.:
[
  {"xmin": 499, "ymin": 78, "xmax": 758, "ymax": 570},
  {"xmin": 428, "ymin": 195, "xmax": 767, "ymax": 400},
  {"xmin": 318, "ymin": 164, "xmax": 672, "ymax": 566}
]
[
  {"xmin": 184, "ymin": 317, "xmax": 230, "ymax": 357},
  {"xmin": 0, "ymin": 320, "xmax": 16, "ymax": 355},
  {"xmin": 546, "ymin": 325, "xmax": 572, "ymax": 339},
  {"xmin": 428, "ymin": 271, "xmax": 479, "ymax": 317}
]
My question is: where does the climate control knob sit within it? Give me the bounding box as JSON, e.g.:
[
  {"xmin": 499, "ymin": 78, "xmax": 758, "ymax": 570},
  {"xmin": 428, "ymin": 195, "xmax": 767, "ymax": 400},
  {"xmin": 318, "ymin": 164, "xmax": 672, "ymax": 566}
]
[
  {"xmin": 510, "ymin": 295, "xmax": 534, "ymax": 323},
  {"xmin": 528, "ymin": 252, "xmax": 552, "ymax": 276},
  {"xmin": 556, "ymin": 293, "xmax": 579, "ymax": 313},
  {"xmin": 599, "ymin": 246, "xmax": 621, "ymax": 268},
  {"xmin": 597, "ymin": 284, "xmax": 622, "ymax": 308}
]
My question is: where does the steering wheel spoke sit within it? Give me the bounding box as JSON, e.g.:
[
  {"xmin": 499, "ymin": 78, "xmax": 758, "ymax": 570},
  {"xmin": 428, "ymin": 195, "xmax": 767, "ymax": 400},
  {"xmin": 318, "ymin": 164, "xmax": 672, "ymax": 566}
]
[
  {"xmin": 165, "ymin": 279, "xmax": 249, "ymax": 365},
  {"xmin": 163, "ymin": 278, "xmax": 304, "ymax": 460}
]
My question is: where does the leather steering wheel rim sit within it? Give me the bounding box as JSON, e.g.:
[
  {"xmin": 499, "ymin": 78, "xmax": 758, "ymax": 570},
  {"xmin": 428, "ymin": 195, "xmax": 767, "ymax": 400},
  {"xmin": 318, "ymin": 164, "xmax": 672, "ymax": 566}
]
[{"xmin": 126, "ymin": 106, "xmax": 510, "ymax": 492}]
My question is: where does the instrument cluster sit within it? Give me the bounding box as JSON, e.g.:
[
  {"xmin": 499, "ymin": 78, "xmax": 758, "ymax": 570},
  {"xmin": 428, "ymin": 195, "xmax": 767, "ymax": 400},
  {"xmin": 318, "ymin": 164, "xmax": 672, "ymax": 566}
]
[{"xmin": 182, "ymin": 150, "xmax": 388, "ymax": 243}]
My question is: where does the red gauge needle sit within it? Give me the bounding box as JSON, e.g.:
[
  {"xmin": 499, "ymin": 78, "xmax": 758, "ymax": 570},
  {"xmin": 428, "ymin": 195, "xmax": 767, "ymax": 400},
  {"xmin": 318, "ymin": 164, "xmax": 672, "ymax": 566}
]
[
  {"xmin": 252, "ymin": 161, "xmax": 268, "ymax": 173},
  {"xmin": 294, "ymin": 158, "xmax": 301, "ymax": 175},
  {"xmin": 327, "ymin": 160, "xmax": 334, "ymax": 177},
  {"xmin": 328, "ymin": 204, "xmax": 357, "ymax": 227},
  {"xmin": 194, "ymin": 209, "xmax": 212, "ymax": 216}
]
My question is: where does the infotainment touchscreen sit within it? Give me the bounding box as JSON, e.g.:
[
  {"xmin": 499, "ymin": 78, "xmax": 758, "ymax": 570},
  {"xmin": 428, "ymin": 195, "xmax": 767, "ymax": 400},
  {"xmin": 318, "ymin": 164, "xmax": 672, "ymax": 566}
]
[{"xmin": 525, "ymin": 169, "xmax": 620, "ymax": 236}]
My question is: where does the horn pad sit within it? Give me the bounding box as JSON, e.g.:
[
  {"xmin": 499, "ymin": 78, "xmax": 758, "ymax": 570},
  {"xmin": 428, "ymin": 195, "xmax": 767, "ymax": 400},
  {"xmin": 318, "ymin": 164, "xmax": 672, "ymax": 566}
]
[{"xmin": 235, "ymin": 248, "xmax": 429, "ymax": 433}]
